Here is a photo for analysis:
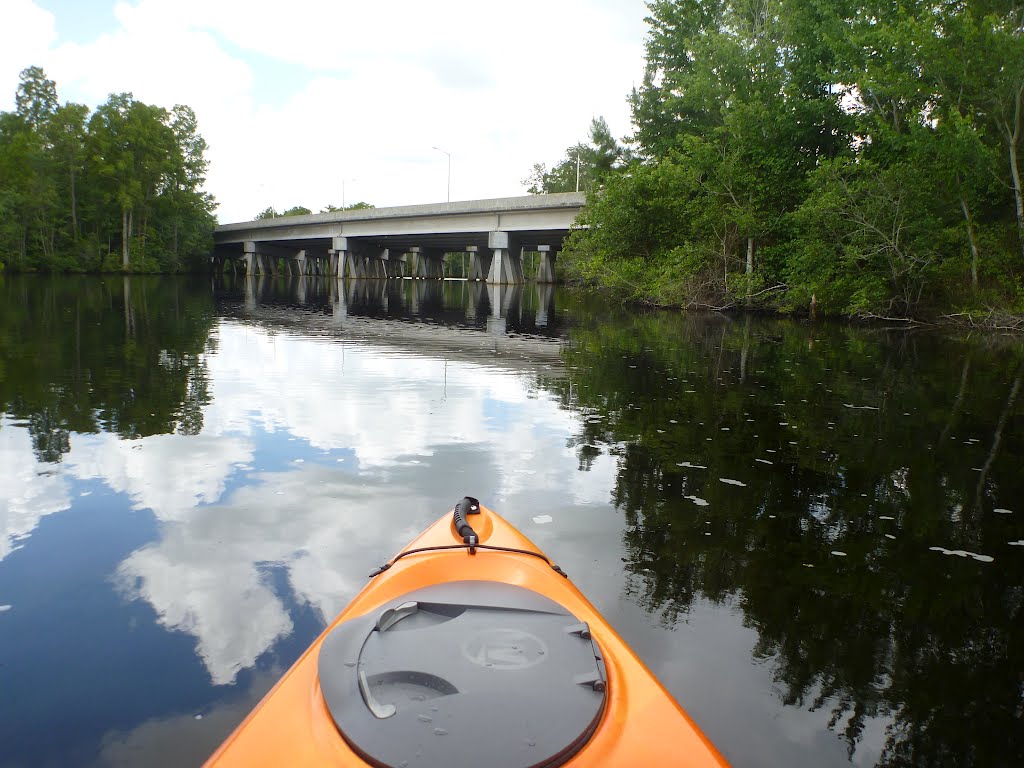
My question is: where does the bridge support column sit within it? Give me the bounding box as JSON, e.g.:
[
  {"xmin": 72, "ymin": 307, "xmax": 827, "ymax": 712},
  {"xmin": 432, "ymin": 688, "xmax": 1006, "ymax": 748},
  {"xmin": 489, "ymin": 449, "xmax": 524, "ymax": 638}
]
[
  {"xmin": 252, "ymin": 252, "xmax": 272, "ymax": 276},
  {"xmin": 334, "ymin": 237, "xmax": 366, "ymax": 279},
  {"xmin": 338, "ymin": 250, "xmax": 355, "ymax": 278},
  {"xmin": 410, "ymin": 247, "xmax": 445, "ymax": 279},
  {"xmin": 245, "ymin": 245, "xmax": 261, "ymax": 274},
  {"xmin": 366, "ymin": 251, "xmax": 388, "ymax": 279},
  {"xmin": 330, "ymin": 237, "xmax": 347, "ymax": 277},
  {"xmin": 467, "ymin": 245, "xmax": 491, "ymax": 281},
  {"xmin": 243, "ymin": 242, "xmax": 259, "ymax": 274},
  {"xmin": 535, "ymin": 245, "xmax": 556, "ymax": 283},
  {"xmin": 304, "ymin": 247, "xmax": 331, "ymax": 276},
  {"xmin": 486, "ymin": 231, "xmax": 524, "ymax": 284},
  {"xmin": 384, "ymin": 249, "xmax": 406, "ymax": 278},
  {"xmin": 246, "ymin": 240, "xmax": 304, "ymax": 276}
]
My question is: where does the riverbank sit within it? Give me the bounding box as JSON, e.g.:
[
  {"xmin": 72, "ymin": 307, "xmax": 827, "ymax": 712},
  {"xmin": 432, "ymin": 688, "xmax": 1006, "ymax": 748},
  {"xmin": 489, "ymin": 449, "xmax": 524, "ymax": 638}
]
[{"xmin": 558, "ymin": 275, "xmax": 1024, "ymax": 334}]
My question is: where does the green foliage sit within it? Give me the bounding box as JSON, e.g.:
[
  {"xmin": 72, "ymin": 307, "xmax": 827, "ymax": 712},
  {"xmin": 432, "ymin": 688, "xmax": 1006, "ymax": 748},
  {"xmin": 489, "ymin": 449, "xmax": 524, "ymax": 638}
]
[
  {"xmin": 321, "ymin": 202, "xmax": 375, "ymax": 213},
  {"xmin": 523, "ymin": 117, "xmax": 625, "ymax": 194},
  {"xmin": 0, "ymin": 67, "xmax": 216, "ymax": 273},
  {"xmin": 557, "ymin": 1, "xmax": 1024, "ymax": 319}
]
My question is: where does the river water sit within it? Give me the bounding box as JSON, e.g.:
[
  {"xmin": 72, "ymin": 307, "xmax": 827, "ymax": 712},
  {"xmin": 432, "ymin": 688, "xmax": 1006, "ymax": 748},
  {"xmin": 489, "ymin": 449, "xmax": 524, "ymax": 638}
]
[{"xmin": 0, "ymin": 275, "xmax": 1021, "ymax": 767}]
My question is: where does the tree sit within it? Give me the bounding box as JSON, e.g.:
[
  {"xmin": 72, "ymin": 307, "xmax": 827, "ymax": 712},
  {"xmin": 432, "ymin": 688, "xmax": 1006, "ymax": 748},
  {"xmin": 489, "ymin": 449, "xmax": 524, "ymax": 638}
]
[
  {"xmin": 321, "ymin": 202, "xmax": 374, "ymax": 212},
  {"xmin": 14, "ymin": 66, "xmax": 57, "ymax": 131},
  {"xmin": 523, "ymin": 117, "xmax": 624, "ymax": 194},
  {"xmin": 88, "ymin": 94, "xmax": 176, "ymax": 267},
  {"xmin": 161, "ymin": 105, "xmax": 216, "ymax": 269},
  {"xmin": 562, "ymin": 1, "xmax": 1023, "ymax": 317},
  {"xmin": 978, "ymin": 10, "xmax": 1024, "ymax": 258},
  {"xmin": 47, "ymin": 103, "xmax": 89, "ymax": 245},
  {"xmin": 0, "ymin": 68, "xmax": 216, "ymax": 272},
  {"xmin": 8, "ymin": 69, "xmax": 61, "ymax": 268}
]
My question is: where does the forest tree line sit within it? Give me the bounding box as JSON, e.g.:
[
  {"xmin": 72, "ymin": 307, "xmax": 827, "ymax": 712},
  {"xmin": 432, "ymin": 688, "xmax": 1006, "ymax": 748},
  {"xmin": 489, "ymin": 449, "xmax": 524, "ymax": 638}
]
[
  {"xmin": 0, "ymin": 66, "xmax": 216, "ymax": 273},
  {"xmin": 254, "ymin": 201, "xmax": 375, "ymax": 219},
  {"xmin": 532, "ymin": 1, "xmax": 1024, "ymax": 321}
]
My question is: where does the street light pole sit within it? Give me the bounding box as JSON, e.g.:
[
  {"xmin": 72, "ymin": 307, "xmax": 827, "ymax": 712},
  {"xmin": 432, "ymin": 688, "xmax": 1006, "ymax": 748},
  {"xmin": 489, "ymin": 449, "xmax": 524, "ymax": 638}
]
[
  {"xmin": 432, "ymin": 146, "xmax": 451, "ymax": 202},
  {"xmin": 342, "ymin": 178, "xmax": 357, "ymax": 210}
]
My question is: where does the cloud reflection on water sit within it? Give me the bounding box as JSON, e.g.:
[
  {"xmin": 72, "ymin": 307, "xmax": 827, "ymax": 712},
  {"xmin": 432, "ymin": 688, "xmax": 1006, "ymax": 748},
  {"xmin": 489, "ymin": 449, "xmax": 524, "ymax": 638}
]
[
  {"xmin": 93, "ymin": 322, "xmax": 603, "ymax": 687},
  {"xmin": 0, "ymin": 421, "xmax": 72, "ymax": 561}
]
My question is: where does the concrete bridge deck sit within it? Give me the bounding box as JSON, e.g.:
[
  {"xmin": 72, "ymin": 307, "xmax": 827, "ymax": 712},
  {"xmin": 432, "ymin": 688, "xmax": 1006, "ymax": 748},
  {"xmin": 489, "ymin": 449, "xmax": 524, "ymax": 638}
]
[{"xmin": 213, "ymin": 193, "xmax": 585, "ymax": 284}]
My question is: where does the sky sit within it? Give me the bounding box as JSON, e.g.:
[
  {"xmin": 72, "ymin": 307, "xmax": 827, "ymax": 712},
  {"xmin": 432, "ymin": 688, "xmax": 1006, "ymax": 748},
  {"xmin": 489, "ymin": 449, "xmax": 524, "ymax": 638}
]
[{"xmin": 0, "ymin": 0, "xmax": 651, "ymax": 223}]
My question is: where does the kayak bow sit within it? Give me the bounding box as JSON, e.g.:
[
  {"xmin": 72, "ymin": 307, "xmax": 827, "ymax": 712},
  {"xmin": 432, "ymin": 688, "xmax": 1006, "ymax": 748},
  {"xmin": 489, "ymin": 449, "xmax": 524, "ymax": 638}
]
[{"xmin": 205, "ymin": 498, "xmax": 729, "ymax": 767}]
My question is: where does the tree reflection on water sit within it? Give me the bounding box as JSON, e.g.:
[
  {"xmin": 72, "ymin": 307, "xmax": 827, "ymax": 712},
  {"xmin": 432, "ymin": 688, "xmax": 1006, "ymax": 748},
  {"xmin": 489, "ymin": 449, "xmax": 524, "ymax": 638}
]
[
  {"xmin": 543, "ymin": 302, "xmax": 1024, "ymax": 767},
  {"xmin": 0, "ymin": 275, "xmax": 215, "ymax": 462}
]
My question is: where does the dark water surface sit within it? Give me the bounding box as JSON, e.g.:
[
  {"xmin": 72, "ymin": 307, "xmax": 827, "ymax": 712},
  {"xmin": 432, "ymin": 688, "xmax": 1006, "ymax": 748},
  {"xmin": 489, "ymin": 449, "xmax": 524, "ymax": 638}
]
[{"xmin": 1, "ymin": 275, "xmax": 1022, "ymax": 767}]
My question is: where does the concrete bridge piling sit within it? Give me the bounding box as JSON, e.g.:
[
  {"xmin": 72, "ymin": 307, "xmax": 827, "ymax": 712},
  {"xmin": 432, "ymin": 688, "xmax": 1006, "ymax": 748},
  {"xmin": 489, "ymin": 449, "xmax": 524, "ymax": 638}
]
[{"xmin": 213, "ymin": 193, "xmax": 582, "ymax": 284}]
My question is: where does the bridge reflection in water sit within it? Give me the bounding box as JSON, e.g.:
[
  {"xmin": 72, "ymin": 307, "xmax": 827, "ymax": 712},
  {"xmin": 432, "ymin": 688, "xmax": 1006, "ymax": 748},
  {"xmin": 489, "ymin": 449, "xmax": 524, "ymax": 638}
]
[{"xmin": 216, "ymin": 275, "xmax": 566, "ymax": 372}]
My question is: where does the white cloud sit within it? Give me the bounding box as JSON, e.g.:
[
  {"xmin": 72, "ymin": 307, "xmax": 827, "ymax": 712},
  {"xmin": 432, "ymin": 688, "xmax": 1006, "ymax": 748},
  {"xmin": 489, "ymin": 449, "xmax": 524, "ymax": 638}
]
[
  {"xmin": 0, "ymin": 0, "xmax": 649, "ymax": 221},
  {"xmin": 0, "ymin": 422, "xmax": 71, "ymax": 561},
  {"xmin": 65, "ymin": 432, "xmax": 253, "ymax": 522},
  {"xmin": 0, "ymin": 1, "xmax": 56, "ymax": 103}
]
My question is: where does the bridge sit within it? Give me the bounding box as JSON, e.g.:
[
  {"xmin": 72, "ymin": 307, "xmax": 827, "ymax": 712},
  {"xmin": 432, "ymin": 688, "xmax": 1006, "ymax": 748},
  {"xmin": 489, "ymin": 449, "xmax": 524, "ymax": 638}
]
[
  {"xmin": 224, "ymin": 277, "xmax": 566, "ymax": 374},
  {"xmin": 213, "ymin": 193, "xmax": 586, "ymax": 283}
]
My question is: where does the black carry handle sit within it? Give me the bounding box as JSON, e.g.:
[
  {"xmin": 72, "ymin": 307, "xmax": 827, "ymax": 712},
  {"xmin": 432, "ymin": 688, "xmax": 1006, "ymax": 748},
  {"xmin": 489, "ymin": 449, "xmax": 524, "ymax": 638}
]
[{"xmin": 453, "ymin": 496, "xmax": 481, "ymax": 552}]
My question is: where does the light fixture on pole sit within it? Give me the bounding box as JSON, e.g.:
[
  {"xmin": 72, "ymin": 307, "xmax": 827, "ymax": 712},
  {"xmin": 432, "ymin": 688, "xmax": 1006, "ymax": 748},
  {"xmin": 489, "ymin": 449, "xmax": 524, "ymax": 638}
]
[{"xmin": 432, "ymin": 146, "xmax": 451, "ymax": 202}]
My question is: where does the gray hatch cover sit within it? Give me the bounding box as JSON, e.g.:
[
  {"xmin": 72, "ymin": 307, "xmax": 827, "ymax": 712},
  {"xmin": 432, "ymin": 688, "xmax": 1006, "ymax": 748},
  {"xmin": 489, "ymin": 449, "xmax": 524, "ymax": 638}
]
[{"xmin": 318, "ymin": 580, "xmax": 608, "ymax": 768}]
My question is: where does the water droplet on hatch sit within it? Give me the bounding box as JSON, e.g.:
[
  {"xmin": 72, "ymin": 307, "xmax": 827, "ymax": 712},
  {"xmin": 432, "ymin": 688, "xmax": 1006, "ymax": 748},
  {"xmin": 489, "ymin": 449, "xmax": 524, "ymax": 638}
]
[
  {"xmin": 434, "ymin": 728, "xmax": 448, "ymax": 736},
  {"xmin": 417, "ymin": 714, "xmax": 433, "ymax": 723}
]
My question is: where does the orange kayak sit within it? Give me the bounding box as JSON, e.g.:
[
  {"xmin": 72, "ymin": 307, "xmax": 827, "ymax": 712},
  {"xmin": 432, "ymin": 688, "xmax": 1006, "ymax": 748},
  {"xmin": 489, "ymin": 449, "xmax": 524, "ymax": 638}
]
[{"xmin": 205, "ymin": 498, "xmax": 729, "ymax": 767}]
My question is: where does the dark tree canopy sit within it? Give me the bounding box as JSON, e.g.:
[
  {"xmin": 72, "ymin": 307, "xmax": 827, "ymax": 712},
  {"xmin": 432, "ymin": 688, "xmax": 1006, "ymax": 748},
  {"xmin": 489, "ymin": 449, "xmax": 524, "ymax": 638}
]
[{"xmin": 0, "ymin": 67, "xmax": 217, "ymax": 273}]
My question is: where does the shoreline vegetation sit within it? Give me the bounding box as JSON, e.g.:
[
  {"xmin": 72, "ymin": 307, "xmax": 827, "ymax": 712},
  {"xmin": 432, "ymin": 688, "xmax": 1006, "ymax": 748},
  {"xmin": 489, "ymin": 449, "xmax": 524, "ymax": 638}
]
[
  {"xmin": 0, "ymin": 67, "xmax": 376, "ymax": 277},
  {"xmin": 530, "ymin": 1, "xmax": 1024, "ymax": 328},
  {"xmin": 0, "ymin": 67, "xmax": 216, "ymax": 274}
]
